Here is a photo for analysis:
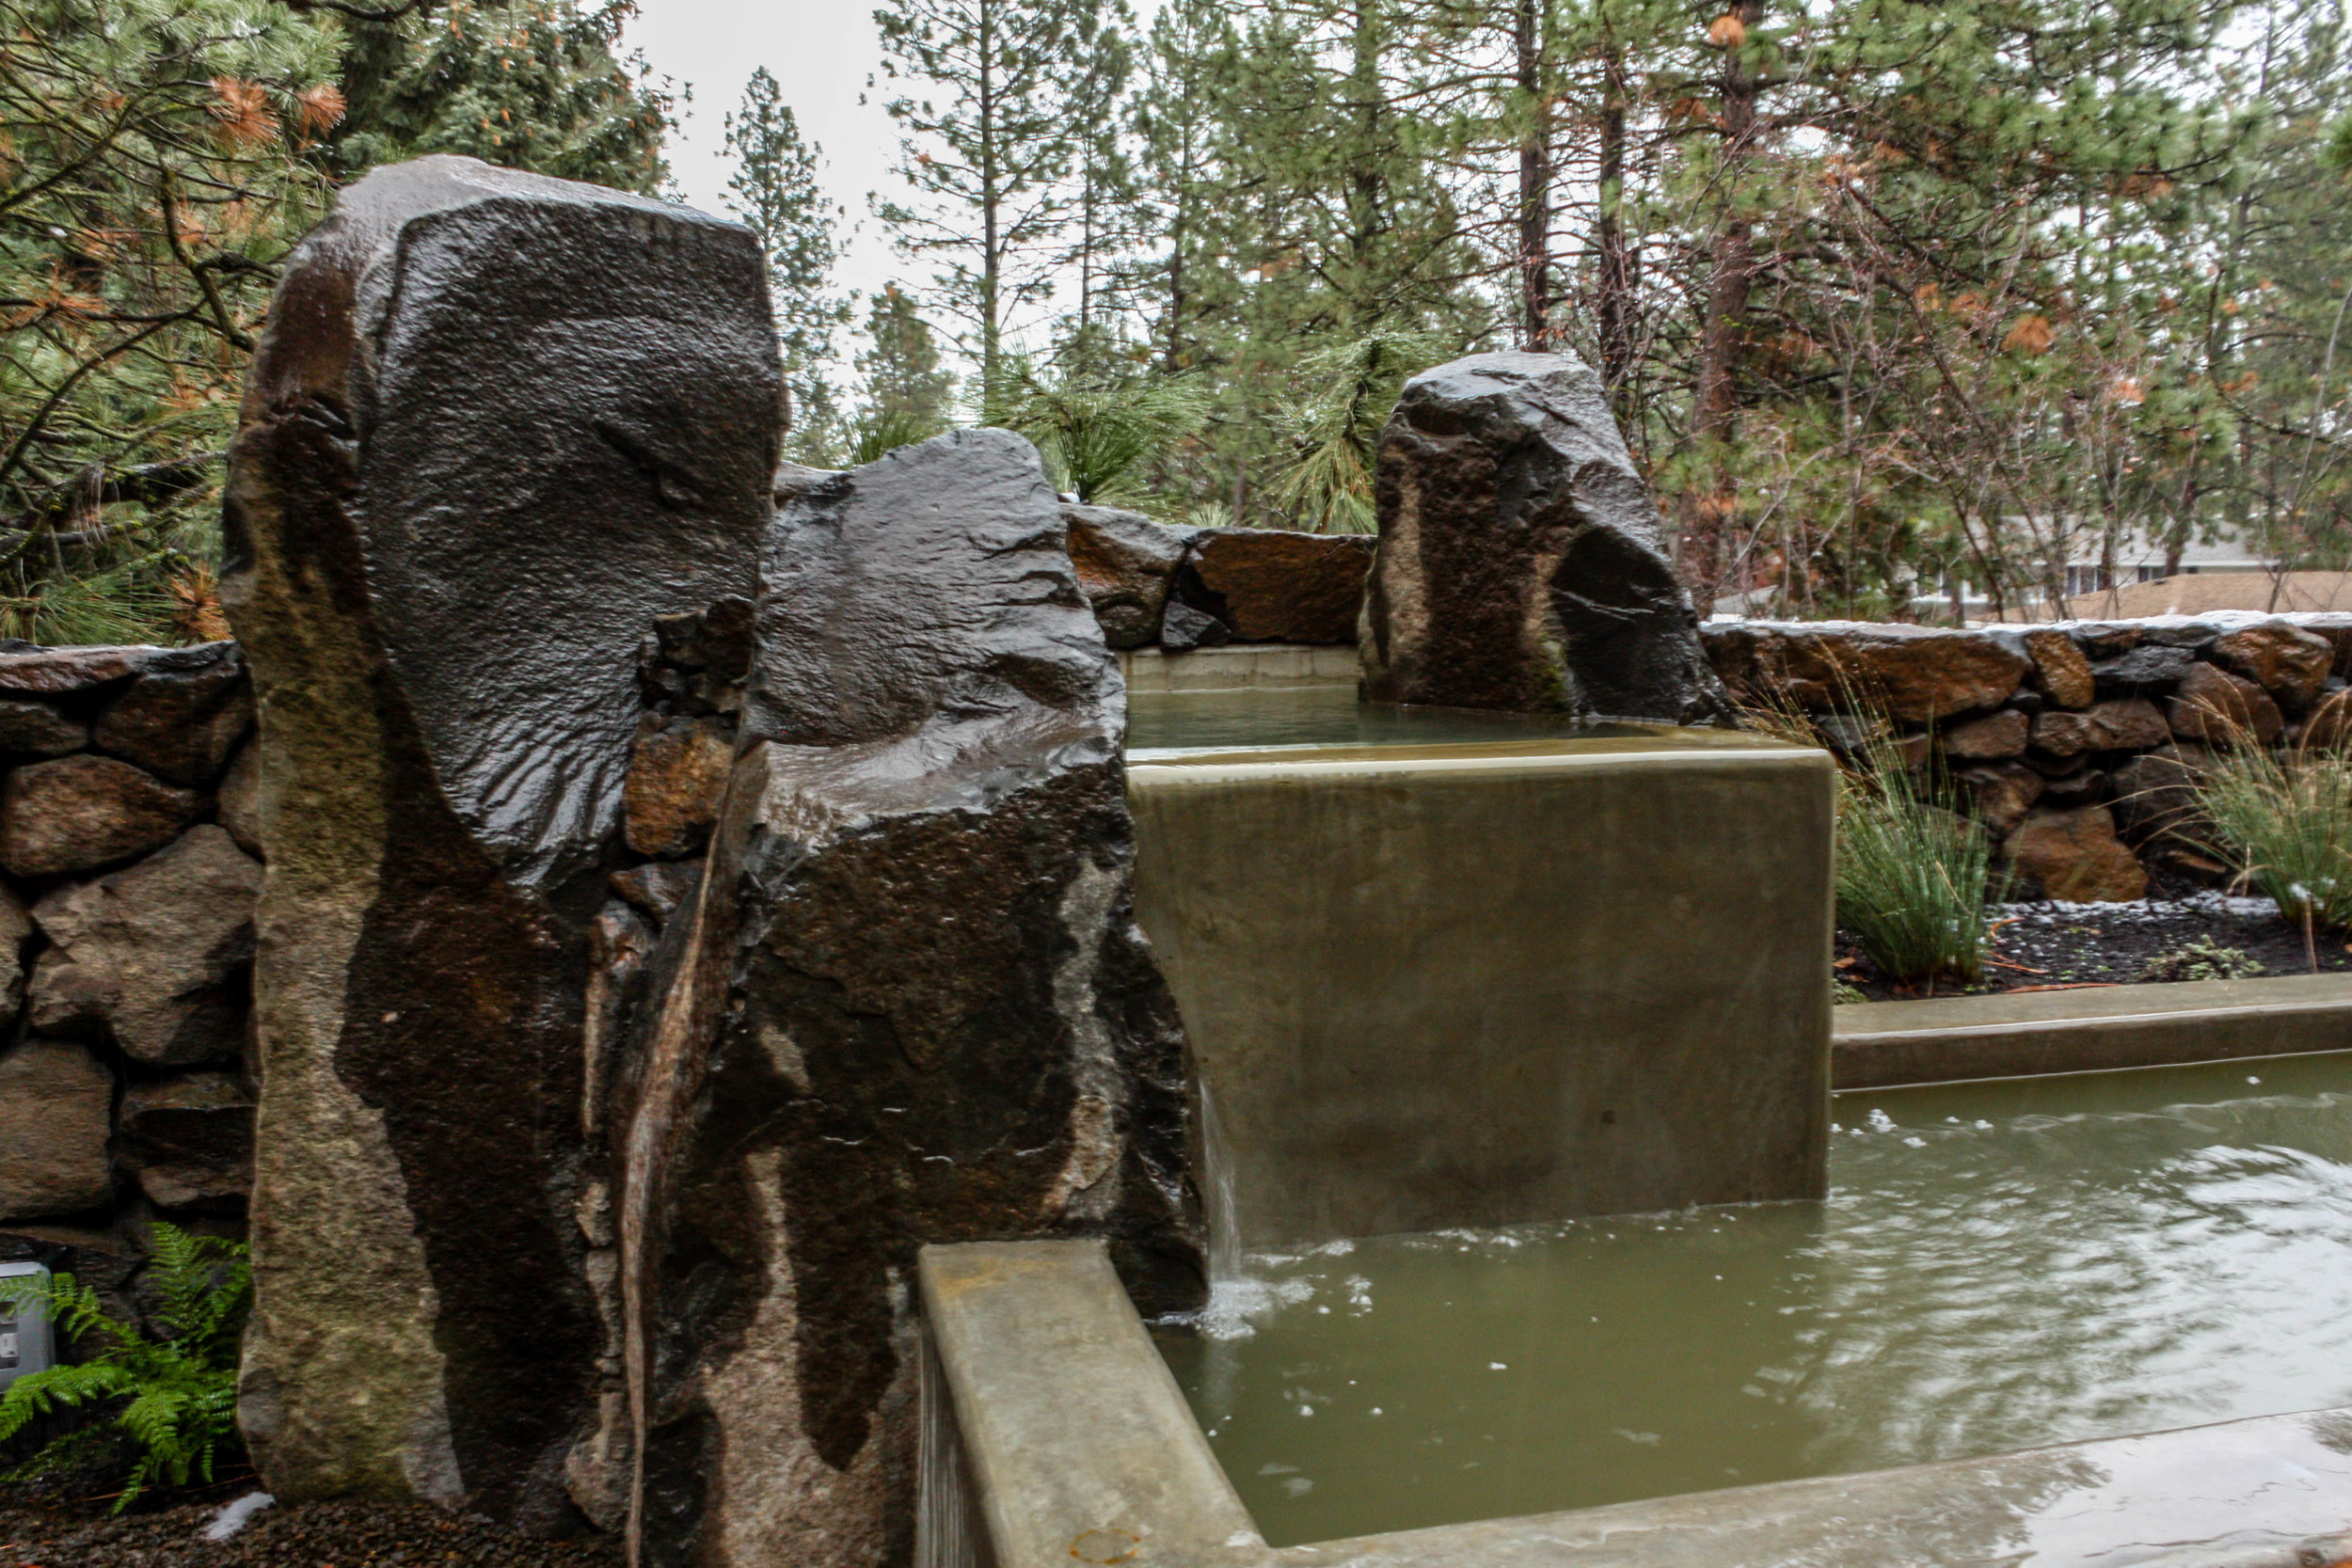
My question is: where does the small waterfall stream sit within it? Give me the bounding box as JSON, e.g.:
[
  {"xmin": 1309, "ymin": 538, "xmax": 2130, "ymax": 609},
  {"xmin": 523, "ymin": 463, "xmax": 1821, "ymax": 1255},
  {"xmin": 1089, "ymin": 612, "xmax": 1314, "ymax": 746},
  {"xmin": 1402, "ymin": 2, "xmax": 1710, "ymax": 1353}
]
[{"xmin": 1199, "ymin": 1079, "xmax": 1242, "ymax": 1285}]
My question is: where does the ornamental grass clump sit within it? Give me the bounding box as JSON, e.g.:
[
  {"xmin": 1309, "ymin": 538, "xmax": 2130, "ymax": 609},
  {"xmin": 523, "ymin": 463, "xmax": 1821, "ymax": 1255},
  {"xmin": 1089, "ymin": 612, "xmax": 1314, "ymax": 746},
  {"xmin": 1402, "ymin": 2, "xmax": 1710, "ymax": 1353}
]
[
  {"xmin": 0, "ymin": 1225, "xmax": 250, "ymax": 1511},
  {"xmin": 2190, "ymin": 721, "xmax": 2352, "ymax": 971},
  {"xmin": 1834, "ymin": 734, "xmax": 2003, "ymax": 988}
]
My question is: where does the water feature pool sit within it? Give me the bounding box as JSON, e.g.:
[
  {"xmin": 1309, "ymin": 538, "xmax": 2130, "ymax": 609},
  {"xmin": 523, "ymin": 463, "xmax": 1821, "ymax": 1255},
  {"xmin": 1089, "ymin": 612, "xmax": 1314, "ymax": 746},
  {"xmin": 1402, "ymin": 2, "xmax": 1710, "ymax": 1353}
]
[
  {"xmin": 1156, "ymin": 1052, "xmax": 2352, "ymax": 1546},
  {"xmin": 1128, "ymin": 684, "xmax": 1639, "ymax": 753}
]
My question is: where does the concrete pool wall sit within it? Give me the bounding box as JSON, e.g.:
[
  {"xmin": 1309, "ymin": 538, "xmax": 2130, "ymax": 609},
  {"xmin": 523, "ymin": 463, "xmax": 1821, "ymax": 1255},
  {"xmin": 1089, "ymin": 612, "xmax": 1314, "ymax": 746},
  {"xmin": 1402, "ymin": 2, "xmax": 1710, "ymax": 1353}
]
[
  {"xmin": 917, "ymin": 1238, "xmax": 2352, "ymax": 1568},
  {"xmin": 1128, "ymin": 731, "xmax": 1836, "ymax": 1249}
]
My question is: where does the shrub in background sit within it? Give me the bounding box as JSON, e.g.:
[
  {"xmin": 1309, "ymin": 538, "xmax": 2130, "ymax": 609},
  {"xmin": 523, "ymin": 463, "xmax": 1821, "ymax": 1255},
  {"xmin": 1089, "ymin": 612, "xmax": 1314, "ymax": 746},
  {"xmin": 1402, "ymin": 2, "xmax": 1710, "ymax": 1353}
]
[
  {"xmin": 2190, "ymin": 719, "xmax": 2352, "ymax": 969},
  {"xmin": 0, "ymin": 1225, "xmax": 250, "ymax": 1511}
]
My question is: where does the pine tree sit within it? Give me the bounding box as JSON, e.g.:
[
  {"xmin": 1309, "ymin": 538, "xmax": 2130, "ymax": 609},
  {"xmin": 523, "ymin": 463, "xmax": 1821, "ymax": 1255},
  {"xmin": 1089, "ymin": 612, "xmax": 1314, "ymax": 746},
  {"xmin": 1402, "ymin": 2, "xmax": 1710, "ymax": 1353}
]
[
  {"xmin": 871, "ymin": 0, "xmax": 1100, "ymax": 388},
  {"xmin": 724, "ymin": 67, "xmax": 850, "ymax": 465},
  {"xmin": 324, "ymin": 0, "xmax": 671, "ymax": 193},
  {"xmin": 850, "ymin": 286, "xmax": 958, "ymax": 456}
]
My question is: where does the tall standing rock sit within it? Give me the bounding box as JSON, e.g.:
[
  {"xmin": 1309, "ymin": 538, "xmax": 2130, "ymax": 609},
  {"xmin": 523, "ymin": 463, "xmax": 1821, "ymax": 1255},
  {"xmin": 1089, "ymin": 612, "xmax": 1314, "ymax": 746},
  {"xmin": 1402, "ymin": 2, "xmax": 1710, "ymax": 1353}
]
[
  {"xmin": 220, "ymin": 157, "xmax": 778, "ymax": 1528},
  {"xmin": 607, "ymin": 430, "xmax": 1200, "ymax": 1568},
  {"xmin": 1363, "ymin": 352, "xmax": 1731, "ymax": 721}
]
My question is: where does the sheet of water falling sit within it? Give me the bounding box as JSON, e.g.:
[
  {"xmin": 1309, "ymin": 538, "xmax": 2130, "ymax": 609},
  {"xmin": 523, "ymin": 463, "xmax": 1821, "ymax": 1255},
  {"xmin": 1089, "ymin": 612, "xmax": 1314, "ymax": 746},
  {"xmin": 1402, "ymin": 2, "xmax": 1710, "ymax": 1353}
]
[
  {"xmin": 1153, "ymin": 1051, "xmax": 2352, "ymax": 1546},
  {"xmin": 1125, "ymin": 686, "xmax": 1629, "ymax": 754}
]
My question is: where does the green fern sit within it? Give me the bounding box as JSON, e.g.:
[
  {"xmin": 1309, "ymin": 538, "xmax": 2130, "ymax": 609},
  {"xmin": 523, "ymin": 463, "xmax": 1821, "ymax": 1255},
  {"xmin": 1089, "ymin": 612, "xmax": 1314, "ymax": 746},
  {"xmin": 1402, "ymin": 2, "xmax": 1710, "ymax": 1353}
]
[{"xmin": 0, "ymin": 1224, "xmax": 250, "ymax": 1511}]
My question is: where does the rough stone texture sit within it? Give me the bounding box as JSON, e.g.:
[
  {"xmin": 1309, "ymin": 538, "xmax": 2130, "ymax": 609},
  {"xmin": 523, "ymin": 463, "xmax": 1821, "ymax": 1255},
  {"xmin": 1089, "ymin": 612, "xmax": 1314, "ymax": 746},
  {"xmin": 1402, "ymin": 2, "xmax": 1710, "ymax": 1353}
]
[
  {"xmin": 0, "ymin": 700, "xmax": 87, "ymax": 757},
  {"xmin": 2210, "ymin": 623, "xmax": 2333, "ymax": 709},
  {"xmin": 219, "ymin": 157, "xmax": 778, "ymax": 1529},
  {"xmin": 1064, "ymin": 505, "xmax": 1194, "ymax": 650},
  {"xmin": 92, "ymin": 641, "xmax": 252, "ymax": 784},
  {"xmin": 215, "ymin": 742, "xmax": 261, "ymax": 856},
  {"xmin": 2304, "ymin": 689, "xmax": 2352, "ymax": 750},
  {"xmin": 2030, "ymin": 697, "xmax": 2169, "ymax": 757},
  {"xmin": 1174, "ymin": 529, "xmax": 1373, "ymax": 645},
  {"xmin": 2021, "ymin": 627, "xmax": 2095, "ymax": 709},
  {"xmin": 2005, "ymin": 805, "xmax": 2149, "ymax": 902},
  {"xmin": 0, "ymin": 880, "xmax": 28, "ymax": 1029},
  {"xmin": 611, "ymin": 429, "xmax": 1200, "ymax": 1568},
  {"xmin": 0, "ymin": 754, "xmax": 201, "ymax": 879},
  {"xmin": 1939, "ymin": 709, "xmax": 2026, "ymax": 760},
  {"xmin": 2169, "ymin": 662, "xmax": 2284, "ymax": 744},
  {"xmin": 1363, "ymin": 352, "xmax": 1728, "ymax": 721},
  {"xmin": 0, "ymin": 1040, "xmax": 112, "ymax": 1219},
  {"xmin": 609, "ymin": 861, "xmax": 698, "ymax": 924},
  {"xmin": 1159, "ymin": 598, "xmax": 1230, "ymax": 652},
  {"xmin": 622, "ymin": 714, "xmax": 731, "ymax": 858},
  {"xmin": 27, "ymin": 825, "xmax": 261, "ymax": 1066},
  {"xmin": 117, "ymin": 1071, "xmax": 254, "ymax": 1210},
  {"xmin": 1955, "ymin": 763, "xmax": 2045, "ymax": 836},
  {"xmin": 0, "ymin": 644, "xmax": 175, "ymax": 696},
  {"xmin": 2093, "ymin": 643, "xmax": 2196, "ymax": 695},
  {"xmin": 1708, "ymin": 623, "xmax": 2026, "ymax": 722},
  {"xmin": 2110, "ymin": 748, "xmax": 2204, "ymax": 845}
]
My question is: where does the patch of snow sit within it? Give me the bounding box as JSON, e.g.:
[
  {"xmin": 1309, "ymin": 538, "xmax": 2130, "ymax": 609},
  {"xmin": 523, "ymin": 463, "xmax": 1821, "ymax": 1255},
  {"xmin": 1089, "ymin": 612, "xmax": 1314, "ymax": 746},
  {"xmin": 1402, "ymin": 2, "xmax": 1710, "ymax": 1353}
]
[{"xmin": 202, "ymin": 1493, "xmax": 274, "ymax": 1542}]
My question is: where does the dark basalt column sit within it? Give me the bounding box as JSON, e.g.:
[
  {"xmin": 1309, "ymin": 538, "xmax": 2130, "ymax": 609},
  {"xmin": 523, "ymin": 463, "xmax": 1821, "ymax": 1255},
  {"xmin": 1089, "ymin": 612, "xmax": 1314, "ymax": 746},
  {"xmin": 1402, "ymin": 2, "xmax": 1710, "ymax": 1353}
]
[
  {"xmin": 1361, "ymin": 351, "xmax": 1732, "ymax": 722},
  {"xmin": 611, "ymin": 429, "xmax": 1202, "ymax": 1568},
  {"xmin": 220, "ymin": 156, "xmax": 778, "ymax": 1528}
]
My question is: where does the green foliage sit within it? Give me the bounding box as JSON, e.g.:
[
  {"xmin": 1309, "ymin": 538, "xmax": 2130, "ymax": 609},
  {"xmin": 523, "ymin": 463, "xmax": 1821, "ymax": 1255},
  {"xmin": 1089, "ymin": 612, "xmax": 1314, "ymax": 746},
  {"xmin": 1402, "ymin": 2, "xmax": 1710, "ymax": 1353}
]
[
  {"xmin": 988, "ymin": 355, "xmax": 1205, "ymax": 505},
  {"xmin": 724, "ymin": 67, "xmax": 849, "ymax": 466},
  {"xmin": 2135, "ymin": 937, "xmax": 2263, "ymax": 983},
  {"xmin": 326, "ymin": 0, "xmax": 670, "ymax": 192},
  {"xmin": 854, "ymin": 287, "xmax": 958, "ymax": 449},
  {"xmin": 2191, "ymin": 727, "xmax": 2352, "ymax": 934},
  {"xmin": 1835, "ymin": 737, "xmax": 2003, "ymax": 985},
  {"xmin": 1268, "ymin": 329, "xmax": 1443, "ymax": 533},
  {"xmin": 0, "ymin": 1225, "xmax": 251, "ymax": 1512}
]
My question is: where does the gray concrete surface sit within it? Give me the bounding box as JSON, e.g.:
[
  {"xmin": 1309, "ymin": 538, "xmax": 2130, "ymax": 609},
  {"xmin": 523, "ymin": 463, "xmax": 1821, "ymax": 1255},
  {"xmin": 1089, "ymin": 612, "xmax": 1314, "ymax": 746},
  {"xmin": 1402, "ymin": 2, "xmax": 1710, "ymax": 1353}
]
[
  {"xmin": 1120, "ymin": 645, "xmax": 1358, "ymax": 693},
  {"xmin": 921, "ymin": 1239, "xmax": 2352, "ymax": 1568},
  {"xmin": 1835, "ymin": 973, "xmax": 2352, "ymax": 1087},
  {"xmin": 1129, "ymin": 732, "xmax": 1836, "ymax": 1249}
]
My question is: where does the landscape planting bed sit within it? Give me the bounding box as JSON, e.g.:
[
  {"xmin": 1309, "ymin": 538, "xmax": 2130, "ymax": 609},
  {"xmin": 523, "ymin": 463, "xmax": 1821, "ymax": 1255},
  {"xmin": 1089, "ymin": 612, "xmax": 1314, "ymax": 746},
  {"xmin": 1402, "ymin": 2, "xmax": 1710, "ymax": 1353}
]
[
  {"xmin": 1839, "ymin": 881, "xmax": 2352, "ymax": 1000},
  {"xmin": 0, "ymin": 1496, "xmax": 618, "ymax": 1567}
]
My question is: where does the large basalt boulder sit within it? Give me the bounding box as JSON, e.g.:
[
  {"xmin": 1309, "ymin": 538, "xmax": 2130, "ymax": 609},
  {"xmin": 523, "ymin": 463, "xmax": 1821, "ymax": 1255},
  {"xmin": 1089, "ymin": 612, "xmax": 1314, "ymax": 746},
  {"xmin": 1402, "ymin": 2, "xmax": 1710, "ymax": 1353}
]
[
  {"xmin": 2169, "ymin": 662, "xmax": 2283, "ymax": 743},
  {"xmin": 2210, "ymin": 622, "xmax": 2332, "ymax": 709},
  {"xmin": 1363, "ymin": 352, "xmax": 1729, "ymax": 721},
  {"xmin": 604, "ymin": 430, "xmax": 1200, "ymax": 1567},
  {"xmin": 220, "ymin": 157, "xmax": 778, "ymax": 1528},
  {"xmin": 27, "ymin": 825, "xmax": 261, "ymax": 1065},
  {"xmin": 0, "ymin": 1040, "xmax": 112, "ymax": 1220}
]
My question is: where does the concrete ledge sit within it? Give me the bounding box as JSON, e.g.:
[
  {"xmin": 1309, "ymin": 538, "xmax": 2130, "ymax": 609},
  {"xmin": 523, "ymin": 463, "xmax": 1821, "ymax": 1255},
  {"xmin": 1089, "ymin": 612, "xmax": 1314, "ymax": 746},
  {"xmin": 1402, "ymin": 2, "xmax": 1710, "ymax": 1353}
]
[
  {"xmin": 1835, "ymin": 973, "xmax": 2352, "ymax": 1088},
  {"xmin": 920, "ymin": 1239, "xmax": 2352, "ymax": 1568},
  {"xmin": 1120, "ymin": 644, "xmax": 1357, "ymax": 693}
]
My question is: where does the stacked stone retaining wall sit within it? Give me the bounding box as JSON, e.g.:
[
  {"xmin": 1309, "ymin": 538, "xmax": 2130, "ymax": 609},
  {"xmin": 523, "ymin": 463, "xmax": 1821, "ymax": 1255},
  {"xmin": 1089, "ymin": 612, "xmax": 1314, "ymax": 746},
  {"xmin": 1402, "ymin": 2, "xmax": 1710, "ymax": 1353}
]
[{"xmin": 0, "ymin": 641, "xmax": 259, "ymax": 1314}]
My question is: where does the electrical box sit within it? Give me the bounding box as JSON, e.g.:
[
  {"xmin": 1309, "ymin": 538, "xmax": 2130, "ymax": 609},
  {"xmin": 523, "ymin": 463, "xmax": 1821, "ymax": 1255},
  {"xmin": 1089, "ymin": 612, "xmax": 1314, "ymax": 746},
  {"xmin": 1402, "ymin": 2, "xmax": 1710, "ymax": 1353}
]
[{"xmin": 0, "ymin": 1262, "xmax": 54, "ymax": 1391}]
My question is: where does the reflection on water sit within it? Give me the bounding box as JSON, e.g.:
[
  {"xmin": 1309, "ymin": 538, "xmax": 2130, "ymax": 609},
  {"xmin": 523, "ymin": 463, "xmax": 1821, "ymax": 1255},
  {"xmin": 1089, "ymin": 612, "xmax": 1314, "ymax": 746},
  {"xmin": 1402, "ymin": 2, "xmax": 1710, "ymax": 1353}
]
[{"xmin": 1154, "ymin": 1052, "xmax": 2352, "ymax": 1546}]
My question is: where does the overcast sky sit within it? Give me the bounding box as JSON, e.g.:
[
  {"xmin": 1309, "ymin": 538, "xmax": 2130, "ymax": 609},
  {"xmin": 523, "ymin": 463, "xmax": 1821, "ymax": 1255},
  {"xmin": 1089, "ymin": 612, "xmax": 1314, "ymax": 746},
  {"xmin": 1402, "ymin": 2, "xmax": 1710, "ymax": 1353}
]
[{"xmin": 623, "ymin": 0, "xmax": 905, "ymax": 308}]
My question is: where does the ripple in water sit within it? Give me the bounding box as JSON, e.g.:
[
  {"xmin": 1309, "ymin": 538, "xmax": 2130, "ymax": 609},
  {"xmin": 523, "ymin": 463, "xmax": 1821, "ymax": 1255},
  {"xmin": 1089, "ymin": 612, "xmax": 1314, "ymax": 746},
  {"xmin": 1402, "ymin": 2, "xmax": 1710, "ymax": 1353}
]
[{"xmin": 1153, "ymin": 1053, "xmax": 2352, "ymax": 1546}]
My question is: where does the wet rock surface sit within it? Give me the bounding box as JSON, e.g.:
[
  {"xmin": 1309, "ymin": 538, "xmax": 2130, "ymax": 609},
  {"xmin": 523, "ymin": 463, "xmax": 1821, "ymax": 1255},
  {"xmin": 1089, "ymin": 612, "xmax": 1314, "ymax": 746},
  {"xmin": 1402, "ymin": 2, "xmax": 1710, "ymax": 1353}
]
[
  {"xmin": 28, "ymin": 826, "xmax": 260, "ymax": 1066},
  {"xmin": 117, "ymin": 1072, "xmax": 254, "ymax": 1210},
  {"xmin": 1363, "ymin": 351, "xmax": 1728, "ymax": 721},
  {"xmin": 2169, "ymin": 662, "xmax": 2283, "ymax": 743},
  {"xmin": 2003, "ymin": 805, "xmax": 2149, "ymax": 904},
  {"xmin": 1064, "ymin": 504, "xmax": 1194, "ymax": 649},
  {"xmin": 612, "ymin": 429, "xmax": 1200, "ymax": 1567},
  {"xmin": 1173, "ymin": 529, "xmax": 1373, "ymax": 646},
  {"xmin": 92, "ymin": 643, "xmax": 251, "ymax": 786},
  {"xmin": 220, "ymin": 156, "xmax": 777, "ymax": 1529}
]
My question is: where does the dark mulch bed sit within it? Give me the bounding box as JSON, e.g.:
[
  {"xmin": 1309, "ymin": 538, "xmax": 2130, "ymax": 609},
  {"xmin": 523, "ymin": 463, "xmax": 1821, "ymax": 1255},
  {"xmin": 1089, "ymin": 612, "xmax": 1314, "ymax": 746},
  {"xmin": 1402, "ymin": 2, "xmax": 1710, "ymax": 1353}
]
[
  {"xmin": 1840, "ymin": 871, "xmax": 2352, "ymax": 1002},
  {"xmin": 0, "ymin": 1490, "xmax": 619, "ymax": 1567}
]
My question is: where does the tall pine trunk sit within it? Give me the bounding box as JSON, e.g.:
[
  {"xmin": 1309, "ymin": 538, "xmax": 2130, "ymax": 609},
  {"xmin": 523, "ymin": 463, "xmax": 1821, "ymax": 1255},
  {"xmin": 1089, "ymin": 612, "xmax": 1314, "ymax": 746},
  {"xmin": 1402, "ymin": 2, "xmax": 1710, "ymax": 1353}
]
[
  {"xmin": 1678, "ymin": 0, "xmax": 1762, "ymax": 606},
  {"xmin": 1595, "ymin": 34, "xmax": 1633, "ymax": 404},
  {"xmin": 1514, "ymin": 0, "xmax": 1551, "ymax": 347}
]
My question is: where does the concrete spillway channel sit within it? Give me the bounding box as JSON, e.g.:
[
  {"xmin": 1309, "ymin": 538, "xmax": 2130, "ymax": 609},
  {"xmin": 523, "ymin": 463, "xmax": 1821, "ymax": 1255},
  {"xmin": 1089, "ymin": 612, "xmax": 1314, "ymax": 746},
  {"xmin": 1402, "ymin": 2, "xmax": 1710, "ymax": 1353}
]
[{"xmin": 914, "ymin": 682, "xmax": 2352, "ymax": 1568}]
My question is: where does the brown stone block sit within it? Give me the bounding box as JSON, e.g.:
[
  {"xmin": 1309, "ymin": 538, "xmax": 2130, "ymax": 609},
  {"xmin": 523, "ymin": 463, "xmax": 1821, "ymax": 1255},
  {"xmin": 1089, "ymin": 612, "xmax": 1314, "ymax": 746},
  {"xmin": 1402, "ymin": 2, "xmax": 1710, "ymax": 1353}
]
[
  {"xmin": 1065, "ymin": 504, "xmax": 1194, "ymax": 649},
  {"xmin": 0, "ymin": 754, "xmax": 200, "ymax": 879},
  {"xmin": 2022, "ymin": 627, "xmax": 2095, "ymax": 709},
  {"xmin": 1954, "ymin": 762, "xmax": 2046, "ymax": 835},
  {"xmin": 2210, "ymin": 622, "xmax": 2333, "ymax": 709},
  {"xmin": 118, "ymin": 1071, "xmax": 253, "ymax": 1210},
  {"xmin": 0, "ymin": 700, "xmax": 86, "ymax": 757},
  {"xmin": 1940, "ymin": 708, "xmax": 2027, "ymax": 760},
  {"xmin": 2168, "ymin": 662, "xmax": 2283, "ymax": 744},
  {"xmin": 0, "ymin": 1040, "xmax": 111, "ymax": 1220},
  {"xmin": 1183, "ymin": 529, "xmax": 1374, "ymax": 645},
  {"xmin": 623, "ymin": 713, "xmax": 731, "ymax": 858},
  {"xmin": 92, "ymin": 641, "xmax": 250, "ymax": 785},
  {"xmin": 2005, "ymin": 805, "xmax": 2148, "ymax": 902}
]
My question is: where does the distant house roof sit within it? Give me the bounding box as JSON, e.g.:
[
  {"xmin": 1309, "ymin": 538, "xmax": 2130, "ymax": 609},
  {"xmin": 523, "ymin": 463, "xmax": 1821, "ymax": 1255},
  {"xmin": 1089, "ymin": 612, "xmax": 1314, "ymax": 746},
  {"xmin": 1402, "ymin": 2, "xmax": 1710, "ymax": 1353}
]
[{"xmin": 2010, "ymin": 572, "xmax": 2352, "ymax": 620}]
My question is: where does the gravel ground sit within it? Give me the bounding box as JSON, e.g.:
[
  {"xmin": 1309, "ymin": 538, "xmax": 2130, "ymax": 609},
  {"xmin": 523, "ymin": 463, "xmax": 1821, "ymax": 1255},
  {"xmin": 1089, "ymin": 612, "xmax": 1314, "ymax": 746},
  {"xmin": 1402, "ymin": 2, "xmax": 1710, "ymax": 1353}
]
[
  {"xmin": 1840, "ymin": 885, "xmax": 2352, "ymax": 1001},
  {"xmin": 0, "ymin": 1494, "xmax": 620, "ymax": 1567}
]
